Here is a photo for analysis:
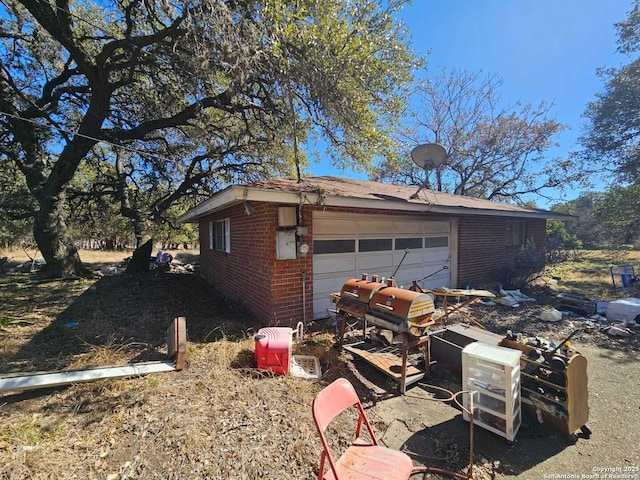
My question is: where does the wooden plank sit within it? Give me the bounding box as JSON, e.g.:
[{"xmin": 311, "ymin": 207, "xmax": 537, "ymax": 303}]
[
  {"xmin": 343, "ymin": 342, "xmax": 424, "ymax": 381},
  {"xmin": 430, "ymin": 288, "xmax": 495, "ymax": 298},
  {"xmin": 0, "ymin": 361, "xmax": 176, "ymax": 393},
  {"xmin": 167, "ymin": 316, "xmax": 187, "ymax": 370},
  {"xmin": 566, "ymin": 354, "xmax": 589, "ymax": 434}
]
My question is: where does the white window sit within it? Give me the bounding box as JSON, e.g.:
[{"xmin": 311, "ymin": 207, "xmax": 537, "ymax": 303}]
[
  {"xmin": 208, "ymin": 221, "xmax": 214, "ymax": 250},
  {"xmin": 215, "ymin": 218, "xmax": 230, "ymax": 253},
  {"xmin": 505, "ymin": 221, "xmax": 525, "ymax": 246}
]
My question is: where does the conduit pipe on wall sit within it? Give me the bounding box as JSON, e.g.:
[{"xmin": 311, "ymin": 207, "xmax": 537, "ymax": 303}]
[{"xmin": 302, "ymin": 271, "xmax": 307, "ymax": 328}]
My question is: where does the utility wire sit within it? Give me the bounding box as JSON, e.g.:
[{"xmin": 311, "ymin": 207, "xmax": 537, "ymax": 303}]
[
  {"xmin": 0, "ymin": 2, "xmax": 257, "ymax": 165},
  {"xmin": 0, "ymin": 3, "xmax": 176, "ymax": 162},
  {"xmin": 0, "ymin": 109, "xmax": 174, "ymax": 162}
]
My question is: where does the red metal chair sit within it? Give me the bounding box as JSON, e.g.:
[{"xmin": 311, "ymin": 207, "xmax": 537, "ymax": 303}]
[{"xmin": 312, "ymin": 377, "xmax": 414, "ymax": 480}]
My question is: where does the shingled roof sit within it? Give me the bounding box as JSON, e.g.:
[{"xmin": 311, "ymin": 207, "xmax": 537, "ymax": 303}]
[{"xmin": 179, "ymin": 176, "xmax": 572, "ymax": 222}]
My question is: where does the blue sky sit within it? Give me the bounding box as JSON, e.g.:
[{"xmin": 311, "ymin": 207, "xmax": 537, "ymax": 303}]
[{"xmin": 309, "ymin": 0, "xmax": 633, "ymax": 207}]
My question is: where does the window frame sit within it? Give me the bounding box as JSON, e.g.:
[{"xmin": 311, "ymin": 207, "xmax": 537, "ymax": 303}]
[
  {"xmin": 313, "ymin": 239, "xmax": 356, "ymax": 254},
  {"xmin": 358, "ymin": 238, "xmax": 393, "ymax": 252},
  {"xmin": 214, "ymin": 218, "xmax": 231, "ymax": 253},
  {"xmin": 424, "ymin": 236, "xmax": 449, "ymax": 248},
  {"xmin": 505, "ymin": 221, "xmax": 525, "ymax": 246},
  {"xmin": 395, "ymin": 237, "xmax": 423, "ymax": 250}
]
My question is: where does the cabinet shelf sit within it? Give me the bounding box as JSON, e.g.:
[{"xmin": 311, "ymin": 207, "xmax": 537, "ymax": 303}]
[
  {"xmin": 467, "ymin": 377, "xmax": 506, "ymax": 398},
  {"xmin": 521, "ymin": 370, "xmax": 568, "ymax": 393},
  {"xmin": 462, "ymin": 342, "xmax": 522, "ymax": 441},
  {"xmin": 521, "ymin": 385, "xmax": 566, "ymax": 406},
  {"xmin": 500, "ymin": 338, "xmax": 589, "ymax": 436}
]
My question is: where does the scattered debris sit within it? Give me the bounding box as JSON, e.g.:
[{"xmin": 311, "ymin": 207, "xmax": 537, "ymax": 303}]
[
  {"xmin": 254, "ymin": 324, "xmax": 321, "ymax": 379},
  {"xmin": 603, "ymin": 325, "xmax": 634, "ymax": 337},
  {"xmin": 596, "ymin": 301, "xmax": 608, "ymax": 315},
  {"xmin": 499, "ymin": 289, "xmax": 537, "ymax": 303},
  {"xmin": 15, "ymin": 258, "xmax": 45, "ymax": 273},
  {"xmin": 496, "ymin": 296, "xmax": 520, "ymax": 307},
  {"xmin": 169, "ymin": 263, "xmax": 196, "ymax": 274},
  {"xmin": 556, "ymin": 292, "xmax": 596, "ymax": 316},
  {"xmin": 93, "ymin": 256, "xmax": 194, "ymax": 277},
  {"xmin": 152, "ymin": 250, "xmax": 173, "ymax": 267},
  {"xmin": 589, "ymin": 314, "xmax": 607, "ymax": 323},
  {"xmin": 496, "ymin": 288, "xmax": 537, "ymax": 307},
  {"xmin": 538, "ymin": 308, "xmax": 562, "ymax": 322},
  {"xmin": 289, "ymin": 355, "xmax": 322, "ymax": 379},
  {"xmin": 100, "ymin": 265, "xmax": 124, "ymax": 275},
  {"xmin": 610, "ymin": 265, "xmax": 636, "ymax": 291},
  {"xmin": 0, "ymin": 361, "xmax": 177, "ymax": 393}
]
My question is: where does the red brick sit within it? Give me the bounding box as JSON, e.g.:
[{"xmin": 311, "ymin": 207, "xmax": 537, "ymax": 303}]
[{"xmin": 199, "ymin": 203, "xmax": 547, "ymax": 325}]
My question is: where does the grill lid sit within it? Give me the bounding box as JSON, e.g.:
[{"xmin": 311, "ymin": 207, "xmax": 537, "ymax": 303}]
[
  {"xmin": 339, "ymin": 276, "xmax": 385, "ymax": 305},
  {"xmin": 370, "ymin": 286, "xmax": 435, "ymax": 322}
]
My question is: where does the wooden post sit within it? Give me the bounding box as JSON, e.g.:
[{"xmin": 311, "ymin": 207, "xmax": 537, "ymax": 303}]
[{"xmin": 167, "ymin": 316, "xmax": 187, "ymax": 370}]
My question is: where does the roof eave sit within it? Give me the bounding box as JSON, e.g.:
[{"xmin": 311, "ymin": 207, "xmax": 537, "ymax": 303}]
[
  {"xmin": 178, "ymin": 185, "xmax": 574, "ymax": 222},
  {"xmin": 177, "ymin": 186, "xmax": 322, "ymax": 223},
  {"xmin": 320, "ymin": 196, "xmax": 573, "ymax": 220}
]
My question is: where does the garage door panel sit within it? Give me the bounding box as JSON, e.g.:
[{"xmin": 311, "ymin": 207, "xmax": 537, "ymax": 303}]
[
  {"xmin": 393, "ymin": 251, "xmax": 422, "ymax": 264},
  {"xmin": 393, "ymin": 262, "xmax": 425, "ymax": 277},
  {"xmin": 425, "ymin": 222, "xmax": 450, "ymax": 234},
  {"xmin": 358, "ymin": 220, "xmax": 391, "ymax": 234},
  {"xmin": 394, "ymin": 221, "xmax": 424, "ymax": 235},
  {"xmin": 314, "ymin": 254, "xmax": 357, "ymax": 275},
  {"xmin": 312, "ymin": 214, "xmax": 451, "ymax": 320},
  {"xmin": 314, "ymin": 276, "xmax": 348, "ymax": 295},
  {"xmin": 423, "ymin": 248, "xmax": 449, "ymax": 262},
  {"xmin": 421, "ymin": 272, "xmax": 450, "ymax": 290},
  {"xmin": 314, "ymin": 218, "xmax": 357, "ymax": 236},
  {"xmin": 313, "ymin": 297, "xmax": 334, "ymax": 319},
  {"xmin": 393, "ymin": 268, "xmax": 423, "ymax": 287},
  {"xmin": 356, "ymin": 253, "xmax": 394, "ymax": 272}
]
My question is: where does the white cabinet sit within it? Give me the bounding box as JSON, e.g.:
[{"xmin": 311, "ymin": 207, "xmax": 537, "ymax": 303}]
[{"xmin": 462, "ymin": 342, "xmax": 522, "ymax": 441}]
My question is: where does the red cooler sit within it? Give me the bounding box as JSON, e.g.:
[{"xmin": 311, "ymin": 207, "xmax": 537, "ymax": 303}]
[{"xmin": 254, "ymin": 327, "xmax": 293, "ymax": 374}]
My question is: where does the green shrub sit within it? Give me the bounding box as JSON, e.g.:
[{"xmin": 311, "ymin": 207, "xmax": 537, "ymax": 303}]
[{"xmin": 546, "ymin": 220, "xmax": 583, "ymax": 264}]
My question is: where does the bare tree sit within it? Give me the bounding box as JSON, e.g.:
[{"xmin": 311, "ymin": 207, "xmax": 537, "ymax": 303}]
[{"xmin": 374, "ymin": 68, "xmax": 588, "ymax": 204}]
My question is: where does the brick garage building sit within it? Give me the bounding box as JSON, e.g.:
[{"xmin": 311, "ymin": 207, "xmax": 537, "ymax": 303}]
[{"xmin": 178, "ymin": 176, "xmax": 570, "ymax": 326}]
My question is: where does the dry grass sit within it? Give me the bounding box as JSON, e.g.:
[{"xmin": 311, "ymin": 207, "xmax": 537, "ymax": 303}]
[
  {"xmin": 0, "ymin": 333, "xmax": 357, "ymax": 479},
  {"xmin": 0, "ymin": 338, "xmax": 355, "ymax": 479},
  {"xmin": 0, "ymin": 250, "xmax": 363, "ymax": 479},
  {"xmin": 1, "ymin": 249, "xmax": 639, "ymax": 479},
  {"xmin": 543, "ymin": 249, "xmax": 640, "ymax": 300},
  {"xmin": 0, "ymin": 247, "xmax": 199, "ymax": 271}
]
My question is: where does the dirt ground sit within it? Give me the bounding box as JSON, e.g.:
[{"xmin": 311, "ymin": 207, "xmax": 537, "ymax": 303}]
[
  {"xmin": 0, "ymin": 259, "xmax": 639, "ymax": 479},
  {"xmin": 350, "ymin": 303, "xmax": 640, "ymax": 480}
]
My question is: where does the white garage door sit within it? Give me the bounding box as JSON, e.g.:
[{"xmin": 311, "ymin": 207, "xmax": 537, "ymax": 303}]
[{"xmin": 312, "ymin": 212, "xmax": 452, "ymax": 319}]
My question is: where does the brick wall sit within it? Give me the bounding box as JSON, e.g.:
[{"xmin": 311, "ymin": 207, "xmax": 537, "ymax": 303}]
[
  {"xmin": 457, "ymin": 216, "xmax": 547, "ymax": 288},
  {"xmin": 199, "ymin": 203, "xmax": 548, "ymax": 324},
  {"xmin": 199, "ymin": 203, "xmax": 313, "ymax": 326}
]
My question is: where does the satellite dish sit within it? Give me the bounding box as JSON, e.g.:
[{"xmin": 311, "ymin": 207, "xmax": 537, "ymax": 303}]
[{"xmin": 410, "ymin": 143, "xmax": 447, "ymax": 170}]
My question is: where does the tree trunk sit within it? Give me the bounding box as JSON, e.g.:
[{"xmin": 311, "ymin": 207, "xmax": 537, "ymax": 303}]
[
  {"xmin": 133, "ymin": 216, "xmax": 153, "ymax": 250},
  {"xmin": 32, "ymin": 192, "xmax": 88, "ymax": 278},
  {"xmin": 115, "ymin": 153, "xmax": 153, "ymax": 250}
]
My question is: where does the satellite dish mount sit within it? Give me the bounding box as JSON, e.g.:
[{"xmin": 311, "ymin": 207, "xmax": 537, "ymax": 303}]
[
  {"xmin": 410, "ymin": 143, "xmax": 447, "ymax": 171},
  {"xmin": 409, "ymin": 143, "xmax": 447, "ymax": 198}
]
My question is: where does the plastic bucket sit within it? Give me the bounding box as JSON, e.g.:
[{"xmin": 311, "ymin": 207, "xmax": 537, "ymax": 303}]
[{"xmin": 621, "ymin": 273, "xmax": 634, "ymax": 288}]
